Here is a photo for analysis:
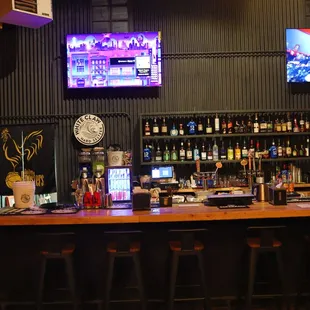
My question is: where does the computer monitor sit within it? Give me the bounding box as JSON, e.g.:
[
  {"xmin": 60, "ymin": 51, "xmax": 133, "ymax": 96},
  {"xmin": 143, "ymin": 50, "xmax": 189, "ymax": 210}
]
[{"xmin": 151, "ymin": 166, "xmax": 173, "ymax": 179}]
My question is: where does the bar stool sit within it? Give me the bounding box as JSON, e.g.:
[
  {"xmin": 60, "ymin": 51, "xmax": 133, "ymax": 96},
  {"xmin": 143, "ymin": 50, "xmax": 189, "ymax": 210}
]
[
  {"xmin": 245, "ymin": 225, "xmax": 287, "ymax": 310},
  {"xmin": 37, "ymin": 232, "xmax": 79, "ymax": 310},
  {"xmin": 104, "ymin": 230, "xmax": 146, "ymax": 310},
  {"xmin": 168, "ymin": 228, "xmax": 211, "ymax": 310}
]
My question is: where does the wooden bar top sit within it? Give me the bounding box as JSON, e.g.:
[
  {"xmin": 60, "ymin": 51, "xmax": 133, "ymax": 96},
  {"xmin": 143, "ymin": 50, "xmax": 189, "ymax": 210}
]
[{"xmin": 0, "ymin": 202, "xmax": 310, "ymax": 226}]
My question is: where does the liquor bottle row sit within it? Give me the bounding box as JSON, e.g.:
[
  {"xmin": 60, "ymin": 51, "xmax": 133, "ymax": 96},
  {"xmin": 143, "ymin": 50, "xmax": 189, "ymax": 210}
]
[
  {"xmin": 143, "ymin": 112, "xmax": 310, "ymax": 137},
  {"xmin": 143, "ymin": 137, "xmax": 310, "ymax": 162}
]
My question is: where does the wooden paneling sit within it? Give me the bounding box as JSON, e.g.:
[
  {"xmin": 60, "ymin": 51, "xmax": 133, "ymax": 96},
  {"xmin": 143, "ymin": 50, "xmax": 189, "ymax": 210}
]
[{"xmin": 0, "ymin": 0, "xmax": 308, "ymax": 201}]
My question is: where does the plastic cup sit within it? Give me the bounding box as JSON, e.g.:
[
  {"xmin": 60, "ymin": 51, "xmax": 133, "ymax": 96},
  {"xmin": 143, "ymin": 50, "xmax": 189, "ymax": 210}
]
[{"xmin": 12, "ymin": 181, "xmax": 35, "ymax": 208}]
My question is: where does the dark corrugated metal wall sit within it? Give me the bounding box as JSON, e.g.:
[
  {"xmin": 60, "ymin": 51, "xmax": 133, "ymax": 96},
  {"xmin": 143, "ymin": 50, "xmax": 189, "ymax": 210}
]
[{"xmin": 0, "ymin": 0, "xmax": 307, "ymax": 200}]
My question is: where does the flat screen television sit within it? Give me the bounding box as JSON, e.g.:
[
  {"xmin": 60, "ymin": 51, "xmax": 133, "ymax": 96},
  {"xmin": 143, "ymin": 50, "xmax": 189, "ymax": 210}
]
[
  {"xmin": 286, "ymin": 28, "xmax": 310, "ymax": 83},
  {"xmin": 66, "ymin": 31, "xmax": 162, "ymax": 88}
]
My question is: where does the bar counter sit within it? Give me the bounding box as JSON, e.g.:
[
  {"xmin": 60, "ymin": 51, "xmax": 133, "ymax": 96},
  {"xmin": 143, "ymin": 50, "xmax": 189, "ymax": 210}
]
[{"xmin": 0, "ymin": 202, "xmax": 310, "ymax": 226}]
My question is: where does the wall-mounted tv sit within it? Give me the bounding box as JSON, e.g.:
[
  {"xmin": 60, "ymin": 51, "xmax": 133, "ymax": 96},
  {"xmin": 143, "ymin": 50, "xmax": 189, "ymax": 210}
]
[
  {"xmin": 286, "ymin": 28, "xmax": 310, "ymax": 83},
  {"xmin": 66, "ymin": 31, "xmax": 162, "ymax": 88}
]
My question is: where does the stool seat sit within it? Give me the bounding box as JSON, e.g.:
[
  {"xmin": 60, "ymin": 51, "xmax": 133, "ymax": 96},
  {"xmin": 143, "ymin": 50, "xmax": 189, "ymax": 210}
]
[
  {"xmin": 107, "ymin": 241, "xmax": 140, "ymax": 253},
  {"xmin": 247, "ymin": 237, "xmax": 282, "ymax": 248},
  {"xmin": 40, "ymin": 244, "xmax": 75, "ymax": 256},
  {"xmin": 169, "ymin": 240, "xmax": 204, "ymax": 251}
]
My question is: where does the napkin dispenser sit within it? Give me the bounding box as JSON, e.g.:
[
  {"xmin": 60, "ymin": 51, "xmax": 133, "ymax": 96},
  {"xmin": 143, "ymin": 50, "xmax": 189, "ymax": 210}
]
[
  {"xmin": 132, "ymin": 192, "xmax": 151, "ymax": 211},
  {"xmin": 268, "ymin": 186, "xmax": 287, "ymax": 205}
]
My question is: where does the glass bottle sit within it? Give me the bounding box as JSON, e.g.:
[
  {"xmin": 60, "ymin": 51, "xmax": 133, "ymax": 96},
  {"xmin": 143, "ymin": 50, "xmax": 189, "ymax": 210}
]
[
  {"xmin": 267, "ymin": 115, "xmax": 273, "ymax": 133},
  {"xmin": 299, "ymin": 144, "xmax": 305, "ymax": 157},
  {"xmin": 235, "ymin": 142, "xmax": 241, "ymax": 160},
  {"xmin": 292, "ymin": 145, "xmax": 298, "ymax": 157},
  {"xmin": 277, "ymin": 139, "xmax": 283, "ymax": 158},
  {"xmin": 201, "ymin": 143, "xmax": 207, "ymax": 161},
  {"xmin": 276, "ymin": 119, "xmax": 282, "ymax": 132},
  {"xmin": 306, "ymin": 114, "xmax": 310, "ymax": 132},
  {"xmin": 170, "ymin": 122, "xmax": 178, "ymax": 136},
  {"xmin": 242, "ymin": 139, "xmax": 248, "ymax": 158},
  {"xmin": 269, "ymin": 139, "xmax": 278, "ymax": 159},
  {"xmin": 207, "ymin": 144, "xmax": 213, "ymax": 160},
  {"xmin": 281, "ymin": 118, "xmax": 287, "ymax": 132},
  {"xmin": 286, "ymin": 139, "xmax": 292, "ymax": 158},
  {"xmin": 306, "ymin": 138, "xmax": 310, "ymax": 157},
  {"xmin": 144, "ymin": 121, "xmax": 151, "ymax": 136},
  {"xmin": 227, "ymin": 141, "xmax": 234, "ymax": 160},
  {"xmin": 227, "ymin": 115, "xmax": 233, "ymax": 134},
  {"xmin": 262, "ymin": 140, "xmax": 269, "ymax": 159},
  {"xmin": 155, "ymin": 144, "xmax": 162, "ymax": 161},
  {"xmin": 187, "ymin": 118, "xmax": 197, "ymax": 135},
  {"xmin": 221, "ymin": 117, "xmax": 227, "ymax": 134},
  {"xmin": 287, "ymin": 112, "xmax": 292, "ymax": 132},
  {"xmin": 213, "ymin": 139, "xmax": 219, "ymax": 161},
  {"xmin": 179, "ymin": 124, "xmax": 184, "ymax": 136},
  {"xmin": 253, "ymin": 113, "xmax": 259, "ymax": 133},
  {"xmin": 179, "ymin": 142, "xmax": 186, "ymax": 161},
  {"xmin": 171, "ymin": 144, "xmax": 178, "ymax": 161},
  {"xmin": 186, "ymin": 141, "xmax": 193, "ymax": 160},
  {"xmin": 220, "ymin": 141, "xmax": 226, "ymax": 160},
  {"xmin": 161, "ymin": 118, "xmax": 168, "ymax": 135},
  {"xmin": 214, "ymin": 113, "xmax": 220, "ymax": 133},
  {"xmin": 197, "ymin": 118, "xmax": 204, "ymax": 134},
  {"xmin": 143, "ymin": 144, "xmax": 152, "ymax": 162},
  {"xmin": 206, "ymin": 117, "xmax": 213, "ymax": 134},
  {"xmin": 153, "ymin": 118, "xmax": 159, "ymax": 135},
  {"xmin": 259, "ymin": 115, "xmax": 267, "ymax": 133},
  {"xmin": 255, "ymin": 140, "xmax": 260, "ymax": 159},
  {"xmin": 193, "ymin": 143, "xmax": 200, "ymax": 160},
  {"xmin": 247, "ymin": 115, "xmax": 253, "ymax": 133},
  {"xmin": 300, "ymin": 113, "xmax": 305, "ymax": 132},
  {"xmin": 293, "ymin": 114, "xmax": 300, "ymax": 133}
]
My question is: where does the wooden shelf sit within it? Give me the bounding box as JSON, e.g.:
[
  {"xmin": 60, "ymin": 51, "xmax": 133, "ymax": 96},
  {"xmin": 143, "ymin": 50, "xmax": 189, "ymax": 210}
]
[
  {"xmin": 142, "ymin": 132, "xmax": 310, "ymax": 140},
  {"xmin": 141, "ymin": 157, "xmax": 310, "ymax": 166}
]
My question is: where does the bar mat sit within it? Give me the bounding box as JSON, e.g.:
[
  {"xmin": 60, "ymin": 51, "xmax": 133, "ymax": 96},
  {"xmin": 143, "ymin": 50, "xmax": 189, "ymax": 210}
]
[{"xmin": 0, "ymin": 207, "xmax": 80, "ymax": 216}]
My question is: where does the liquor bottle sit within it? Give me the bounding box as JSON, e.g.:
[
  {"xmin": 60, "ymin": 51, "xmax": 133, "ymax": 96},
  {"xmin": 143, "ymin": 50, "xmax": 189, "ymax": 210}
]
[
  {"xmin": 262, "ymin": 140, "xmax": 269, "ymax": 159},
  {"xmin": 222, "ymin": 117, "xmax": 227, "ymax": 134},
  {"xmin": 215, "ymin": 113, "xmax": 220, "ymax": 133},
  {"xmin": 259, "ymin": 115, "xmax": 267, "ymax": 133},
  {"xmin": 171, "ymin": 144, "xmax": 178, "ymax": 161},
  {"xmin": 247, "ymin": 115, "xmax": 253, "ymax": 133},
  {"xmin": 161, "ymin": 118, "xmax": 168, "ymax": 135},
  {"xmin": 276, "ymin": 119, "xmax": 282, "ymax": 132},
  {"xmin": 277, "ymin": 139, "xmax": 283, "ymax": 158},
  {"xmin": 282, "ymin": 140, "xmax": 287, "ymax": 158},
  {"xmin": 299, "ymin": 144, "xmax": 305, "ymax": 157},
  {"xmin": 143, "ymin": 144, "xmax": 152, "ymax": 162},
  {"xmin": 155, "ymin": 144, "xmax": 162, "ymax": 162},
  {"xmin": 201, "ymin": 143, "xmax": 207, "ymax": 161},
  {"xmin": 206, "ymin": 117, "xmax": 213, "ymax": 134},
  {"xmin": 144, "ymin": 121, "xmax": 151, "ymax": 136},
  {"xmin": 220, "ymin": 141, "xmax": 227, "ymax": 159},
  {"xmin": 253, "ymin": 113, "xmax": 259, "ymax": 133},
  {"xmin": 227, "ymin": 141, "xmax": 234, "ymax": 160},
  {"xmin": 234, "ymin": 120, "xmax": 240, "ymax": 134},
  {"xmin": 287, "ymin": 112, "xmax": 292, "ymax": 132},
  {"xmin": 306, "ymin": 114, "xmax": 310, "ymax": 132},
  {"xmin": 286, "ymin": 139, "xmax": 292, "ymax": 158},
  {"xmin": 249, "ymin": 139, "xmax": 255, "ymax": 157},
  {"xmin": 227, "ymin": 115, "xmax": 233, "ymax": 134},
  {"xmin": 240, "ymin": 120, "xmax": 246, "ymax": 133},
  {"xmin": 186, "ymin": 141, "xmax": 193, "ymax": 160},
  {"xmin": 235, "ymin": 142, "xmax": 241, "ymax": 160},
  {"xmin": 187, "ymin": 118, "xmax": 197, "ymax": 135},
  {"xmin": 292, "ymin": 145, "xmax": 298, "ymax": 157},
  {"xmin": 267, "ymin": 115, "xmax": 273, "ymax": 133},
  {"xmin": 213, "ymin": 140, "xmax": 219, "ymax": 161},
  {"xmin": 281, "ymin": 118, "xmax": 287, "ymax": 132},
  {"xmin": 306, "ymin": 138, "xmax": 310, "ymax": 157},
  {"xmin": 197, "ymin": 118, "xmax": 204, "ymax": 134},
  {"xmin": 255, "ymin": 140, "xmax": 260, "ymax": 159},
  {"xmin": 170, "ymin": 122, "xmax": 178, "ymax": 136},
  {"xmin": 163, "ymin": 144, "xmax": 170, "ymax": 161},
  {"xmin": 207, "ymin": 144, "xmax": 213, "ymax": 160},
  {"xmin": 269, "ymin": 139, "xmax": 278, "ymax": 159},
  {"xmin": 242, "ymin": 139, "xmax": 248, "ymax": 158},
  {"xmin": 300, "ymin": 113, "xmax": 305, "ymax": 132},
  {"xmin": 193, "ymin": 143, "xmax": 200, "ymax": 160},
  {"xmin": 293, "ymin": 114, "xmax": 300, "ymax": 133},
  {"xmin": 179, "ymin": 124, "xmax": 184, "ymax": 136},
  {"xmin": 153, "ymin": 118, "xmax": 159, "ymax": 135},
  {"xmin": 179, "ymin": 142, "xmax": 186, "ymax": 161}
]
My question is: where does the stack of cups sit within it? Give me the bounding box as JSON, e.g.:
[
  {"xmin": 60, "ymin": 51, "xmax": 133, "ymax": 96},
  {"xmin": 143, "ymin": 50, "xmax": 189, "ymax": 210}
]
[{"xmin": 12, "ymin": 181, "xmax": 36, "ymax": 208}]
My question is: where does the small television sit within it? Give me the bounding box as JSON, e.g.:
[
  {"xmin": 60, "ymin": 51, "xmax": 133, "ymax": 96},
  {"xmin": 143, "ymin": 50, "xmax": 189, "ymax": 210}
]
[
  {"xmin": 151, "ymin": 166, "xmax": 173, "ymax": 179},
  {"xmin": 286, "ymin": 28, "xmax": 310, "ymax": 83},
  {"xmin": 66, "ymin": 31, "xmax": 162, "ymax": 88}
]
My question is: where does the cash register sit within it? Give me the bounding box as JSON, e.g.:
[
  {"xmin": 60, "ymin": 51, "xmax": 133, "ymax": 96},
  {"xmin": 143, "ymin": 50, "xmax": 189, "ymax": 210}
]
[{"xmin": 151, "ymin": 166, "xmax": 179, "ymax": 190}]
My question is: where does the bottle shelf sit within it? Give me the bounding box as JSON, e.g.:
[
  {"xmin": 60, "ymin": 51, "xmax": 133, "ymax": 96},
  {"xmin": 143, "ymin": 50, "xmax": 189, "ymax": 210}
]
[
  {"xmin": 142, "ymin": 132, "xmax": 310, "ymax": 140},
  {"xmin": 141, "ymin": 157, "xmax": 310, "ymax": 166}
]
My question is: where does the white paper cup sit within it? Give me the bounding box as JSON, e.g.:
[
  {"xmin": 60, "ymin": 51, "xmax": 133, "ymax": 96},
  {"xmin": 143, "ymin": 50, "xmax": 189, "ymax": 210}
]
[{"xmin": 12, "ymin": 181, "xmax": 35, "ymax": 208}]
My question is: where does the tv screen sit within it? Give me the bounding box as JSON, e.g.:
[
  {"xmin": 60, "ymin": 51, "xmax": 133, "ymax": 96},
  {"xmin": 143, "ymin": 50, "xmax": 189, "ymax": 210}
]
[
  {"xmin": 66, "ymin": 31, "xmax": 162, "ymax": 88},
  {"xmin": 286, "ymin": 28, "xmax": 310, "ymax": 83}
]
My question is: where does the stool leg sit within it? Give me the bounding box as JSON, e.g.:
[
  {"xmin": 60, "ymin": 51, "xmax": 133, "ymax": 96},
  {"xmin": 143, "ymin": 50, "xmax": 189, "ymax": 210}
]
[
  {"xmin": 133, "ymin": 253, "xmax": 146, "ymax": 310},
  {"xmin": 104, "ymin": 254, "xmax": 115, "ymax": 310},
  {"xmin": 37, "ymin": 256, "xmax": 46, "ymax": 310},
  {"xmin": 245, "ymin": 248, "xmax": 257, "ymax": 310},
  {"xmin": 168, "ymin": 251, "xmax": 179, "ymax": 310},
  {"xmin": 197, "ymin": 252, "xmax": 211, "ymax": 310},
  {"xmin": 276, "ymin": 249, "xmax": 289, "ymax": 310},
  {"xmin": 65, "ymin": 255, "xmax": 79, "ymax": 310}
]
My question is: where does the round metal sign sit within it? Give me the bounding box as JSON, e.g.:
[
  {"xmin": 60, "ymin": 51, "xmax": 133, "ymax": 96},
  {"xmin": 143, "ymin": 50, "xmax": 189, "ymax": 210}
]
[{"xmin": 73, "ymin": 114, "xmax": 105, "ymax": 146}]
